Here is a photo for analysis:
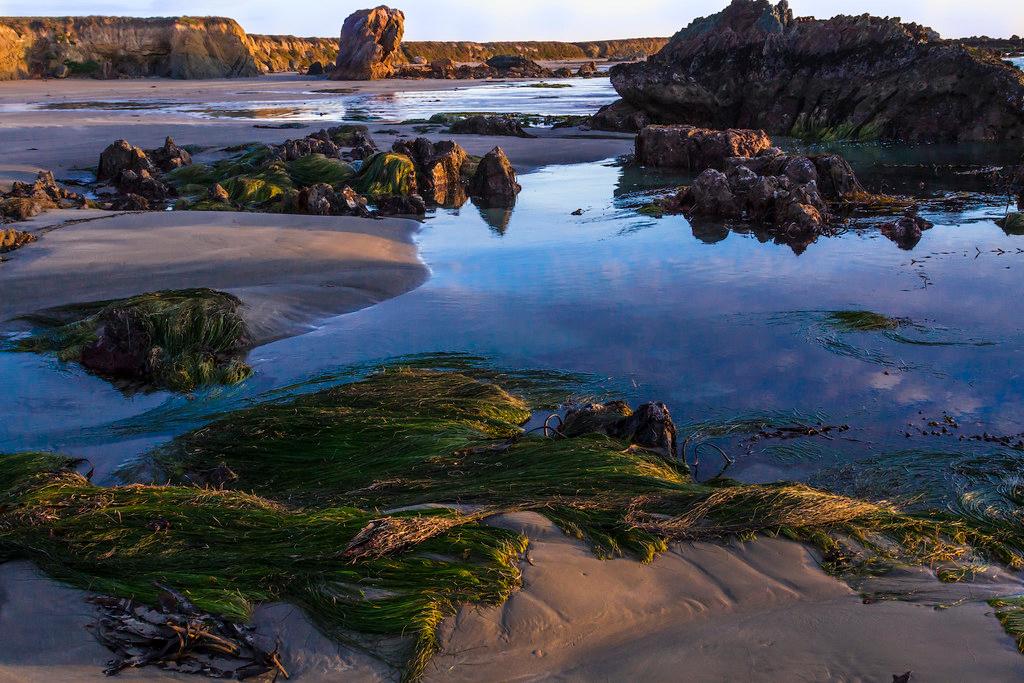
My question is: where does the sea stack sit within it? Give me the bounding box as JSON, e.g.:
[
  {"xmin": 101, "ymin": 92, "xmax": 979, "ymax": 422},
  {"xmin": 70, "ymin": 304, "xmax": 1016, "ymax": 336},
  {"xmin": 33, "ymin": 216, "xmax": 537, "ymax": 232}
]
[{"xmin": 331, "ymin": 6, "xmax": 406, "ymax": 80}]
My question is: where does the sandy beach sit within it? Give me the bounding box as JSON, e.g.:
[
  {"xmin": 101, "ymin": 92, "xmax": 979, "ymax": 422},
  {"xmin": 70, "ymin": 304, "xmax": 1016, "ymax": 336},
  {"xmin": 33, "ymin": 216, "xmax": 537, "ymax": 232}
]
[{"xmin": 4, "ymin": 513, "xmax": 1023, "ymax": 682}]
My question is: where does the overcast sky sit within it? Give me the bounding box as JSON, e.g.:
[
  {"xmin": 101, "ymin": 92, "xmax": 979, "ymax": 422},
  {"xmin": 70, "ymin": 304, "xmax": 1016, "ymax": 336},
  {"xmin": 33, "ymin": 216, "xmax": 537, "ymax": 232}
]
[{"xmin": 0, "ymin": 0, "xmax": 1021, "ymax": 40}]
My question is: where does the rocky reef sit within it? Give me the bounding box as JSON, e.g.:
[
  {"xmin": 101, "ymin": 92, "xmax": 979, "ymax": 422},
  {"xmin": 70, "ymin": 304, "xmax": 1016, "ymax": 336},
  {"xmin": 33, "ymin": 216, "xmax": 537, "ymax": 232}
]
[
  {"xmin": 0, "ymin": 171, "xmax": 88, "ymax": 221},
  {"xmin": 609, "ymin": 0, "xmax": 1024, "ymax": 142},
  {"xmin": 0, "ymin": 16, "xmax": 261, "ymax": 80}
]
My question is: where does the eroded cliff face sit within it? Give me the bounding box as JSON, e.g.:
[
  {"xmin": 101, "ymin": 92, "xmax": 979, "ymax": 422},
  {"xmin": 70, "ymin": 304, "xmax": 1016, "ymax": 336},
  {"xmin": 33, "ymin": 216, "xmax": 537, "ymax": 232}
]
[
  {"xmin": 399, "ymin": 38, "xmax": 668, "ymax": 63},
  {"xmin": 611, "ymin": 0, "xmax": 1024, "ymax": 142},
  {"xmin": 0, "ymin": 16, "xmax": 261, "ymax": 80},
  {"xmin": 246, "ymin": 34, "xmax": 338, "ymax": 73}
]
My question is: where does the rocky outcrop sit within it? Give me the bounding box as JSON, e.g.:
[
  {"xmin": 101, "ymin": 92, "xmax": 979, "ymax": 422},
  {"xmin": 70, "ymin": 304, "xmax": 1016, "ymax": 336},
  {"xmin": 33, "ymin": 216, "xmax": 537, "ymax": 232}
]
[
  {"xmin": 331, "ymin": 6, "xmax": 405, "ymax": 80},
  {"xmin": 0, "ymin": 227, "xmax": 37, "ymax": 253},
  {"xmin": 469, "ymin": 148, "xmax": 521, "ymax": 208},
  {"xmin": 296, "ymin": 184, "xmax": 370, "ymax": 217},
  {"xmin": 0, "ymin": 16, "xmax": 260, "ymax": 80},
  {"xmin": 392, "ymin": 138, "xmax": 468, "ymax": 206},
  {"xmin": 610, "ymin": 0, "xmax": 1024, "ymax": 142},
  {"xmin": 98, "ymin": 139, "xmax": 185, "ymax": 206},
  {"xmin": 484, "ymin": 55, "xmax": 551, "ymax": 78},
  {"xmin": 0, "ymin": 171, "xmax": 87, "ymax": 220},
  {"xmin": 636, "ymin": 125, "xmax": 772, "ymax": 169},
  {"xmin": 450, "ymin": 115, "xmax": 534, "ymax": 138},
  {"xmin": 150, "ymin": 137, "xmax": 192, "ymax": 172}
]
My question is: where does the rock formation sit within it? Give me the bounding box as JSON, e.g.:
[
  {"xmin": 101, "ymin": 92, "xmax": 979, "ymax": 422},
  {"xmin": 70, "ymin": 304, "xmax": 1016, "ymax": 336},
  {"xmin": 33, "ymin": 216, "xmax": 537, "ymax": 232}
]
[
  {"xmin": 589, "ymin": 100, "xmax": 651, "ymax": 133},
  {"xmin": 610, "ymin": 0, "xmax": 1024, "ymax": 142},
  {"xmin": 392, "ymin": 138, "xmax": 468, "ymax": 206},
  {"xmin": 0, "ymin": 227, "xmax": 37, "ymax": 253},
  {"xmin": 0, "ymin": 171, "xmax": 87, "ymax": 221},
  {"xmin": 561, "ymin": 401, "xmax": 679, "ymax": 460},
  {"xmin": 450, "ymin": 115, "xmax": 535, "ymax": 139},
  {"xmin": 331, "ymin": 6, "xmax": 405, "ymax": 80},
  {"xmin": 0, "ymin": 17, "xmax": 260, "ymax": 80},
  {"xmin": 880, "ymin": 211, "xmax": 933, "ymax": 249},
  {"xmin": 636, "ymin": 125, "xmax": 772, "ymax": 169},
  {"xmin": 469, "ymin": 148, "xmax": 522, "ymax": 208}
]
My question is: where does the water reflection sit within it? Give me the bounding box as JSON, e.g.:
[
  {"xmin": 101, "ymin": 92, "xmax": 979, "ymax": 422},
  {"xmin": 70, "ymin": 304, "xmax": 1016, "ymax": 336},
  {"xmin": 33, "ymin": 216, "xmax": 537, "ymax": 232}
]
[{"xmin": 3, "ymin": 154, "xmax": 1024, "ymax": 508}]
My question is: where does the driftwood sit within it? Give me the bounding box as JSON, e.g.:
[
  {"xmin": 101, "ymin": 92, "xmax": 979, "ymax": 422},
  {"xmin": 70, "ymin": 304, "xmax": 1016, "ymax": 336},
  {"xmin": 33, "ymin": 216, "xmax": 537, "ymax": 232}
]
[{"xmin": 88, "ymin": 584, "xmax": 288, "ymax": 680}]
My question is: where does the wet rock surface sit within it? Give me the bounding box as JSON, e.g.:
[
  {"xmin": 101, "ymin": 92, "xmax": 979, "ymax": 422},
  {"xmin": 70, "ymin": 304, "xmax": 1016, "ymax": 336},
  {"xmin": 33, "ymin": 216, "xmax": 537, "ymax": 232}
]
[
  {"xmin": 588, "ymin": 100, "xmax": 652, "ymax": 133},
  {"xmin": 611, "ymin": 0, "xmax": 1024, "ymax": 142},
  {"xmin": 449, "ymin": 115, "xmax": 535, "ymax": 139},
  {"xmin": 561, "ymin": 400, "xmax": 679, "ymax": 459},
  {"xmin": 392, "ymin": 137, "xmax": 469, "ymax": 206},
  {"xmin": 636, "ymin": 124, "xmax": 772, "ymax": 170},
  {"xmin": 880, "ymin": 210, "xmax": 933, "ymax": 249},
  {"xmin": 468, "ymin": 147, "xmax": 522, "ymax": 208}
]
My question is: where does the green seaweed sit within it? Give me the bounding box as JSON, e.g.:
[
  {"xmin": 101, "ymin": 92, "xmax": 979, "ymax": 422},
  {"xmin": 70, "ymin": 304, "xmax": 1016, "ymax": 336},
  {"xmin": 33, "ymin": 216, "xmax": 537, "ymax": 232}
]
[
  {"xmin": 286, "ymin": 153, "xmax": 355, "ymax": 187},
  {"xmin": 349, "ymin": 153, "xmax": 417, "ymax": 198},
  {"xmin": 16, "ymin": 289, "xmax": 253, "ymax": 392}
]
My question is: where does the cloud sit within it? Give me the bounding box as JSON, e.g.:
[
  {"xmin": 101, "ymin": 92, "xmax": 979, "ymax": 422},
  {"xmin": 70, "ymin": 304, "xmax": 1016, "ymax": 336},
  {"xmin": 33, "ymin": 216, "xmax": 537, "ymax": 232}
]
[{"xmin": 0, "ymin": 0, "xmax": 1021, "ymax": 39}]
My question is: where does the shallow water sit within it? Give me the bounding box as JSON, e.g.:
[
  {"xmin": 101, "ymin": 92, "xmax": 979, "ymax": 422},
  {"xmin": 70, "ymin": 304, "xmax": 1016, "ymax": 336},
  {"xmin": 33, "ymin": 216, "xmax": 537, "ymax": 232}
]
[
  {"xmin": 12, "ymin": 78, "xmax": 618, "ymax": 123},
  {"xmin": 3, "ymin": 143, "xmax": 1023, "ymax": 513}
]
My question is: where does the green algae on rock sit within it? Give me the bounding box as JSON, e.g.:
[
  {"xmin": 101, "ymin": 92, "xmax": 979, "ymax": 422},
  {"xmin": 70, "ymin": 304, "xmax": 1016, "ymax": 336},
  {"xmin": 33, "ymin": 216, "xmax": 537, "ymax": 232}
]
[{"xmin": 16, "ymin": 289, "xmax": 253, "ymax": 392}]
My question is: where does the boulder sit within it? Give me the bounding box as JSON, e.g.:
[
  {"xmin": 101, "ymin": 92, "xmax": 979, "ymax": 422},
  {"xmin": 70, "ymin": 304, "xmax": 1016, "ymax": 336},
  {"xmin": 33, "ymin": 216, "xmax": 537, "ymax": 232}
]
[
  {"xmin": 79, "ymin": 307, "xmax": 152, "ymax": 379},
  {"xmin": 561, "ymin": 400, "xmax": 679, "ymax": 459},
  {"xmin": 110, "ymin": 194, "xmax": 151, "ymax": 211},
  {"xmin": 331, "ymin": 6, "xmax": 405, "ymax": 80},
  {"xmin": 485, "ymin": 55, "xmax": 552, "ymax": 77},
  {"xmin": 209, "ymin": 183, "xmax": 230, "ymax": 203},
  {"xmin": 149, "ymin": 137, "xmax": 192, "ymax": 172},
  {"xmin": 588, "ymin": 100, "xmax": 651, "ymax": 133},
  {"xmin": 306, "ymin": 61, "xmax": 325, "ymax": 76},
  {"xmin": 576, "ymin": 61, "xmax": 598, "ymax": 77},
  {"xmin": 611, "ymin": 0, "xmax": 1024, "ymax": 142},
  {"xmin": 636, "ymin": 124, "xmax": 772, "ymax": 170},
  {"xmin": 0, "ymin": 197, "xmax": 47, "ymax": 220},
  {"xmin": 3, "ymin": 170, "xmax": 87, "ymax": 213},
  {"xmin": 98, "ymin": 139, "xmax": 156, "ymax": 181},
  {"xmin": 881, "ymin": 210, "xmax": 933, "ymax": 249},
  {"xmin": 115, "ymin": 169, "xmax": 170, "ymax": 202},
  {"xmin": 374, "ymin": 193, "xmax": 427, "ymax": 216},
  {"xmin": 450, "ymin": 115, "xmax": 534, "ymax": 138},
  {"xmin": 468, "ymin": 147, "xmax": 521, "ymax": 208},
  {"xmin": 392, "ymin": 137, "xmax": 468, "ymax": 206},
  {"xmin": 0, "ymin": 227, "xmax": 37, "ymax": 253}
]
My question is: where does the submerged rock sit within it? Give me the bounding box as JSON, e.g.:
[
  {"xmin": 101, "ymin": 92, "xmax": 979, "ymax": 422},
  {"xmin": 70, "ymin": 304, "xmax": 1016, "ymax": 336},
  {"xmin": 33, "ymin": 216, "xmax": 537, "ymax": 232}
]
[
  {"xmin": 468, "ymin": 147, "xmax": 521, "ymax": 208},
  {"xmin": 331, "ymin": 6, "xmax": 405, "ymax": 80},
  {"xmin": 636, "ymin": 124, "xmax": 772, "ymax": 169},
  {"xmin": 449, "ymin": 115, "xmax": 535, "ymax": 139},
  {"xmin": 611, "ymin": 0, "xmax": 1024, "ymax": 142},
  {"xmin": 880, "ymin": 210, "xmax": 933, "ymax": 249}
]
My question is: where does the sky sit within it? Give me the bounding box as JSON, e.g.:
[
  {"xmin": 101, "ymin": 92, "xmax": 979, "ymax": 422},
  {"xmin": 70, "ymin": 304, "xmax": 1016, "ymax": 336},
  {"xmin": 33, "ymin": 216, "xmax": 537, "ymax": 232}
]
[{"xmin": 0, "ymin": 0, "xmax": 1021, "ymax": 40}]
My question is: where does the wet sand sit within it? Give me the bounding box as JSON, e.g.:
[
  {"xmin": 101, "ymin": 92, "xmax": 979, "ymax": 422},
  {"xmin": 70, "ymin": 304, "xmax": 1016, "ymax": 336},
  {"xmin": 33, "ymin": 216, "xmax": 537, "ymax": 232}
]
[
  {"xmin": 0, "ymin": 210, "xmax": 427, "ymax": 344},
  {"xmin": 0, "ymin": 75, "xmax": 632, "ymax": 185},
  {"xmin": 3, "ymin": 514, "xmax": 1022, "ymax": 682}
]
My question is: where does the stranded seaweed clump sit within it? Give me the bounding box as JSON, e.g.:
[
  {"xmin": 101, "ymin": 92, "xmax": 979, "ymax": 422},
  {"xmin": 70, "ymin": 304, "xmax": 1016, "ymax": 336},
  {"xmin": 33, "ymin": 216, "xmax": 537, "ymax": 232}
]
[
  {"xmin": 5, "ymin": 357, "xmax": 1024, "ymax": 679},
  {"xmin": 17, "ymin": 288, "xmax": 253, "ymax": 392}
]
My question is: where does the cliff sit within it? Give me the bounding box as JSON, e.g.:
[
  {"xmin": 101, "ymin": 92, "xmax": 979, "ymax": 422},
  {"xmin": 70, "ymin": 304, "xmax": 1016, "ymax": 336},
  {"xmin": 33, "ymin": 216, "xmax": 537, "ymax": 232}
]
[
  {"xmin": 0, "ymin": 13, "xmax": 666, "ymax": 80},
  {"xmin": 399, "ymin": 38, "xmax": 668, "ymax": 63},
  {"xmin": 246, "ymin": 34, "xmax": 338, "ymax": 73},
  {"xmin": 0, "ymin": 16, "xmax": 260, "ymax": 80}
]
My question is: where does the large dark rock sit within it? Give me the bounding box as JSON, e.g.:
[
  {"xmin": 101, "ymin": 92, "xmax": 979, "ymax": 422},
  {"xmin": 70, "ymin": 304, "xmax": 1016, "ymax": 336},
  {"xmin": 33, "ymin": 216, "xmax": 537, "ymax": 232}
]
[
  {"xmin": 485, "ymin": 55, "xmax": 552, "ymax": 78},
  {"xmin": 881, "ymin": 210, "xmax": 933, "ymax": 249},
  {"xmin": 611, "ymin": 0, "xmax": 1024, "ymax": 142},
  {"xmin": 374, "ymin": 193, "xmax": 427, "ymax": 216},
  {"xmin": 79, "ymin": 308, "xmax": 153, "ymax": 380},
  {"xmin": 98, "ymin": 140, "xmax": 156, "ymax": 181},
  {"xmin": 588, "ymin": 100, "xmax": 651, "ymax": 133},
  {"xmin": 392, "ymin": 137, "xmax": 468, "ymax": 206},
  {"xmin": 468, "ymin": 147, "xmax": 521, "ymax": 208},
  {"xmin": 450, "ymin": 115, "xmax": 534, "ymax": 139},
  {"xmin": 561, "ymin": 400, "xmax": 679, "ymax": 459},
  {"xmin": 331, "ymin": 6, "xmax": 405, "ymax": 80},
  {"xmin": 296, "ymin": 184, "xmax": 370, "ymax": 217},
  {"xmin": 636, "ymin": 124, "xmax": 772, "ymax": 169}
]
